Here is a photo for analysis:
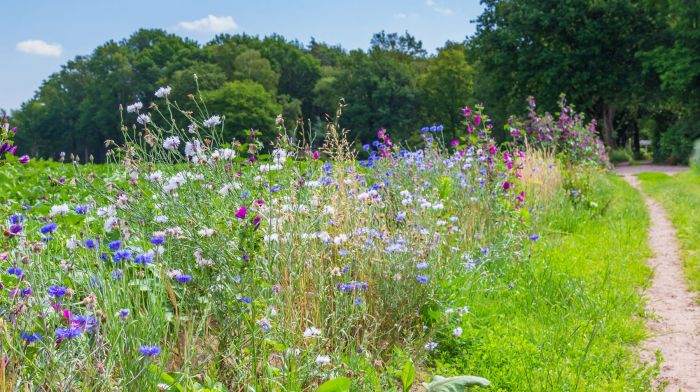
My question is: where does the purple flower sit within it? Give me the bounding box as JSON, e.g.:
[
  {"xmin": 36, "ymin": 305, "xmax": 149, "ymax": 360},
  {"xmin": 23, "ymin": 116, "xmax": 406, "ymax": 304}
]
[
  {"xmin": 150, "ymin": 236, "xmax": 164, "ymax": 245},
  {"xmin": 9, "ymin": 214, "xmax": 24, "ymax": 224},
  {"xmin": 175, "ymin": 275, "xmax": 192, "ymax": 283},
  {"xmin": 134, "ymin": 252, "xmax": 154, "ymax": 265},
  {"xmin": 75, "ymin": 205, "xmax": 89, "ymax": 215},
  {"xmin": 529, "ymin": 234, "xmax": 540, "ymax": 241},
  {"xmin": 416, "ymin": 275, "xmax": 429, "ymax": 284},
  {"xmin": 18, "ymin": 155, "xmax": 30, "ymax": 164},
  {"xmin": 20, "ymin": 331, "xmax": 42, "ymax": 343},
  {"xmin": 237, "ymin": 296, "xmax": 252, "ymax": 304},
  {"xmin": 55, "ymin": 326, "xmax": 82, "ymax": 340},
  {"xmin": 47, "ymin": 286, "xmax": 67, "ymax": 297},
  {"xmin": 108, "ymin": 240, "xmax": 122, "ymax": 251},
  {"xmin": 113, "ymin": 250, "xmax": 132, "ymax": 262},
  {"xmin": 7, "ymin": 266, "xmax": 22, "ymax": 276},
  {"xmin": 40, "ymin": 223, "xmax": 57, "ymax": 235},
  {"xmin": 139, "ymin": 345, "xmax": 161, "ymax": 357},
  {"xmin": 9, "ymin": 224, "xmax": 22, "ymax": 235},
  {"xmin": 84, "ymin": 239, "xmax": 97, "ymax": 249},
  {"xmin": 111, "ymin": 269, "xmax": 124, "ymax": 281},
  {"xmin": 235, "ymin": 206, "xmax": 247, "ymax": 219}
]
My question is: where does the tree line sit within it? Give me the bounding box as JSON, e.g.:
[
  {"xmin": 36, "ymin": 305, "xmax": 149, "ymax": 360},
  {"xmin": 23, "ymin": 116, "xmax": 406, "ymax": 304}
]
[{"xmin": 7, "ymin": 0, "xmax": 700, "ymax": 163}]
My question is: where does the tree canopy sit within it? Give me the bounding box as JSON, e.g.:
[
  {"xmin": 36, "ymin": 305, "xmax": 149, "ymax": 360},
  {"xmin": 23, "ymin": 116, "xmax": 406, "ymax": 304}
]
[{"xmin": 8, "ymin": 3, "xmax": 700, "ymax": 163}]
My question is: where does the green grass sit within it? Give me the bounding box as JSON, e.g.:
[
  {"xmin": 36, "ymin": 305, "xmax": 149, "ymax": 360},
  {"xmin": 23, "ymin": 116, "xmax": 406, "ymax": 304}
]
[
  {"xmin": 433, "ymin": 174, "xmax": 655, "ymax": 390},
  {"xmin": 638, "ymin": 170, "xmax": 700, "ymax": 293}
]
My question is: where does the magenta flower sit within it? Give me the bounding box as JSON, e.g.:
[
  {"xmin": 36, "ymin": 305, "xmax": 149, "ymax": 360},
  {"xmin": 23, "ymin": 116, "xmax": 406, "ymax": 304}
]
[
  {"xmin": 503, "ymin": 182, "xmax": 511, "ymax": 191},
  {"xmin": 235, "ymin": 206, "xmax": 247, "ymax": 219},
  {"xmin": 473, "ymin": 115, "xmax": 481, "ymax": 126}
]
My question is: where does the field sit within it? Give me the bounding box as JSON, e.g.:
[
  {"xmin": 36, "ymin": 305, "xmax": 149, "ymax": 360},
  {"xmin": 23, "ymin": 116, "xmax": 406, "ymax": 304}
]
[{"xmin": 0, "ymin": 94, "xmax": 666, "ymax": 391}]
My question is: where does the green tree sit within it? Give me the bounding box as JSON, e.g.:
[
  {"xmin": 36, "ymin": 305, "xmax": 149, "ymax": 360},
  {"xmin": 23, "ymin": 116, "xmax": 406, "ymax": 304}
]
[
  {"xmin": 419, "ymin": 47, "xmax": 474, "ymax": 139},
  {"xmin": 471, "ymin": 0, "xmax": 658, "ymax": 147},
  {"xmin": 232, "ymin": 49, "xmax": 279, "ymax": 92},
  {"xmin": 202, "ymin": 80, "xmax": 282, "ymax": 140}
]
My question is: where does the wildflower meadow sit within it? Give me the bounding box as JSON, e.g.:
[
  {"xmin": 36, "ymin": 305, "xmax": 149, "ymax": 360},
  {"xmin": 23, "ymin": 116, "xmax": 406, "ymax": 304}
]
[{"xmin": 0, "ymin": 80, "xmax": 665, "ymax": 392}]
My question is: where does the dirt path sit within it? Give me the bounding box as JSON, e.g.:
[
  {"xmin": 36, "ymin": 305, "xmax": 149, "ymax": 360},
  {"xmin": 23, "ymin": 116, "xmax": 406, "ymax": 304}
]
[{"xmin": 617, "ymin": 165, "xmax": 700, "ymax": 391}]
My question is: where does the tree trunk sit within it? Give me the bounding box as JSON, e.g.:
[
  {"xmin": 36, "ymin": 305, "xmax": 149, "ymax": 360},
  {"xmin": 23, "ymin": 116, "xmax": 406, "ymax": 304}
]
[
  {"xmin": 601, "ymin": 105, "xmax": 617, "ymax": 149},
  {"xmin": 633, "ymin": 121, "xmax": 641, "ymax": 153}
]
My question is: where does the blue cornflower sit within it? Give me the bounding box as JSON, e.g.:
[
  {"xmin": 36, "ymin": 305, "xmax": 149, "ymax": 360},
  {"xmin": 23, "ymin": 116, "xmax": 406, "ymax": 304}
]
[
  {"xmin": 237, "ymin": 296, "xmax": 252, "ymax": 304},
  {"xmin": 84, "ymin": 239, "xmax": 97, "ymax": 249},
  {"xmin": 40, "ymin": 223, "xmax": 57, "ymax": 235},
  {"xmin": 9, "ymin": 214, "xmax": 24, "ymax": 224},
  {"xmin": 150, "ymin": 236, "xmax": 164, "ymax": 245},
  {"xmin": 7, "ymin": 266, "xmax": 22, "ymax": 276},
  {"xmin": 110, "ymin": 269, "xmax": 123, "ymax": 281},
  {"xmin": 175, "ymin": 275, "xmax": 192, "ymax": 283},
  {"xmin": 529, "ymin": 234, "xmax": 540, "ymax": 241},
  {"xmin": 21, "ymin": 203, "xmax": 31, "ymax": 210},
  {"xmin": 113, "ymin": 250, "xmax": 132, "ymax": 262},
  {"xmin": 134, "ymin": 252, "xmax": 154, "ymax": 265},
  {"xmin": 108, "ymin": 240, "xmax": 122, "ymax": 251},
  {"xmin": 362, "ymin": 144, "xmax": 370, "ymax": 151},
  {"xmin": 47, "ymin": 286, "xmax": 67, "ymax": 297},
  {"xmin": 240, "ymin": 190, "xmax": 252, "ymax": 200},
  {"xmin": 75, "ymin": 205, "xmax": 89, "ymax": 215},
  {"xmin": 436, "ymin": 125, "xmax": 444, "ymax": 132},
  {"xmin": 481, "ymin": 248, "xmax": 490, "ymax": 255},
  {"xmin": 416, "ymin": 262, "xmax": 429, "ymax": 269},
  {"xmin": 72, "ymin": 315, "xmax": 97, "ymax": 331},
  {"xmin": 55, "ymin": 326, "xmax": 82, "ymax": 340},
  {"xmin": 270, "ymin": 184, "xmax": 281, "ymax": 193},
  {"xmin": 139, "ymin": 345, "xmax": 161, "ymax": 357},
  {"xmin": 20, "ymin": 331, "xmax": 42, "ymax": 343},
  {"xmin": 371, "ymin": 141, "xmax": 379, "ymax": 147},
  {"xmin": 421, "ymin": 127, "xmax": 429, "ymax": 133},
  {"xmin": 429, "ymin": 125, "xmax": 437, "ymax": 132},
  {"xmin": 41, "ymin": 237, "xmax": 53, "ymax": 242},
  {"xmin": 416, "ymin": 275, "xmax": 429, "ymax": 284}
]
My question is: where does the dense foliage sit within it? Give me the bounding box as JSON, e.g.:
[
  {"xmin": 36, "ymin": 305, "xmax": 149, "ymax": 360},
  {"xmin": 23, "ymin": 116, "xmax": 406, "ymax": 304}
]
[
  {"xmin": 0, "ymin": 84, "xmax": 642, "ymax": 390},
  {"xmin": 7, "ymin": 1, "xmax": 700, "ymax": 163}
]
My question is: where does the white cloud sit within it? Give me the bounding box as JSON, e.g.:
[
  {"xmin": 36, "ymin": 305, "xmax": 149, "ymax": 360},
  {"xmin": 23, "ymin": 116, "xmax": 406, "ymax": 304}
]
[
  {"xmin": 16, "ymin": 40, "xmax": 63, "ymax": 57},
  {"xmin": 393, "ymin": 12, "xmax": 408, "ymax": 19},
  {"xmin": 425, "ymin": 0, "xmax": 455, "ymax": 15},
  {"xmin": 178, "ymin": 15, "xmax": 238, "ymax": 33}
]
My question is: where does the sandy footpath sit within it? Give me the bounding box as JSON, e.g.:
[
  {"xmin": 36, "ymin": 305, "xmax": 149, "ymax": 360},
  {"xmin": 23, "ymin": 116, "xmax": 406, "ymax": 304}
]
[{"xmin": 617, "ymin": 166, "xmax": 700, "ymax": 391}]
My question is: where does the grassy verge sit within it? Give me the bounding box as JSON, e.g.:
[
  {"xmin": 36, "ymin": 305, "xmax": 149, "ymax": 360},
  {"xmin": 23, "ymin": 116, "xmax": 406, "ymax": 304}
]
[
  {"xmin": 638, "ymin": 170, "xmax": 700, "ymax": 293},
  {"xmin": 433, "ymin": 174, "xmax": 655, "ymax": 390}
]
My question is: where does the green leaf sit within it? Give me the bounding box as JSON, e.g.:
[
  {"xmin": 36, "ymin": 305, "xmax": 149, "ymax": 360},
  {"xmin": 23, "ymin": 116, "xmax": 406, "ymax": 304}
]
[
  {"xmin": 148, "ymin": 364, "xmax": 186, "ymax": 392},
  {"xmin": 422, "ymin": 375, "xmax": 491, "ymax": 391},
  {"xmin": 401, "ymin": 359, "xmax": 416, "ymax": 392},
  {"xmin": 316, "ymin": 376, "xmax": 351, "ymax": 392}
]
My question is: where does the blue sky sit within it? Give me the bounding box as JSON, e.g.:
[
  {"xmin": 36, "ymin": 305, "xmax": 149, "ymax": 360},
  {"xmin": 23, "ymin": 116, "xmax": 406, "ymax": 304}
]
[{"xmin": 1, "ymin": 0, "xmax": 483, "ymax": 112}]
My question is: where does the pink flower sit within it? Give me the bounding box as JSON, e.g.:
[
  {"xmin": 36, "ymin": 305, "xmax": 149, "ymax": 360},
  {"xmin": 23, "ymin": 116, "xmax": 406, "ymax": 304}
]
[
  {"xmin": 451, "ymin": 140, "xmax": 460, "ymax": 147},
  {"xmin": 462, "ymin": 107, "xmax": 472, "ymax": 116},
  {"xmin": 489, "ymin": 145, "xmax": 497, "ymax": 155},
  {"xmin": 19, "ymin": 155, "xmax": 30, "ymax": 164},
  {"xmin": 502, "ymin": 182, "xmax": 511, "ymax": 191},
  {"xmin": 473, "ymin": 115, "xmax": 481, "ymax": 126},
  {"xmin": 0, "ymin": 252, "xmax": 7, "ymax": 261},
  {"xmin": 235, "ymin": 206, "xmax": 247, "ymax": 219},
  {"xmin": 313, "ymin": 151, "xmax": 319, "ymax": 160}
]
